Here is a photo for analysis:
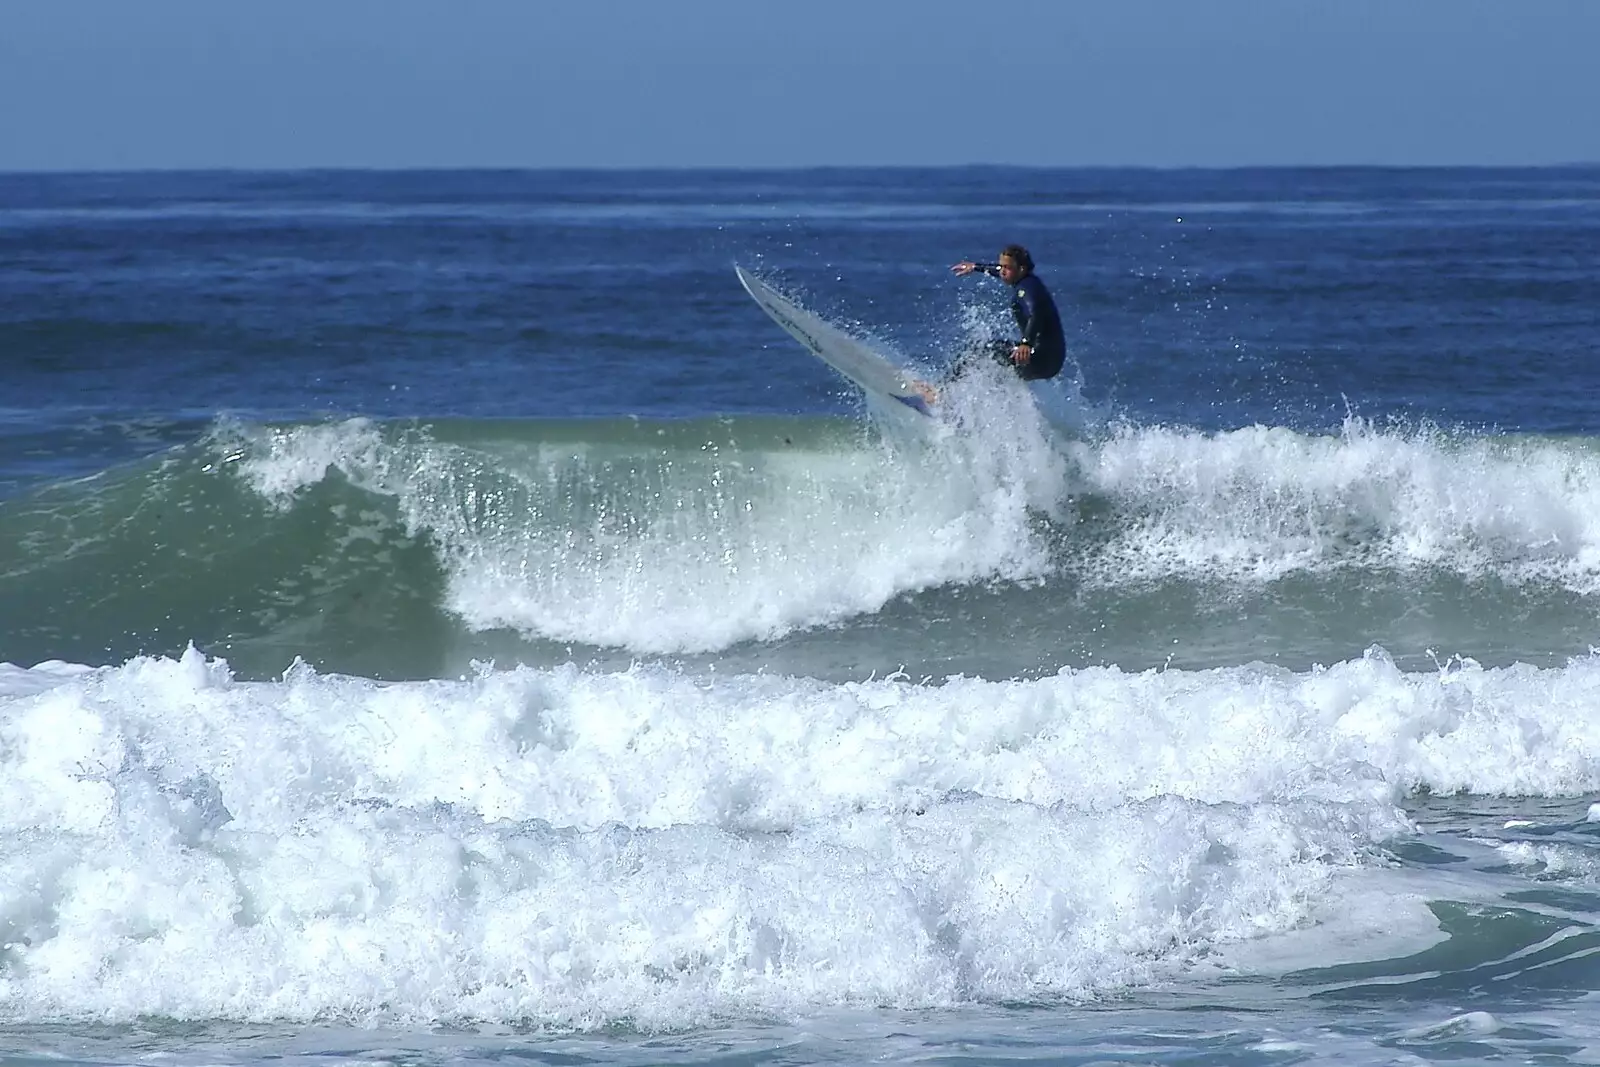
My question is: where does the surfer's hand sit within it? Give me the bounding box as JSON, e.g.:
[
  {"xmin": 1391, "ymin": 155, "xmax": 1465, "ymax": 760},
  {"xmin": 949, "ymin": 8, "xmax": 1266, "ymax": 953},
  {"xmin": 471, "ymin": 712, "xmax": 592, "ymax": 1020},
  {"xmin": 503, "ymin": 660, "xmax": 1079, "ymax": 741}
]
[
  {"xmin": 950, "ymin": 261, "xmax": 977, "ymax": 275},
  {"xmin": 1012, "ymin": 343, "xmax": 1032, "ymax": 365}
]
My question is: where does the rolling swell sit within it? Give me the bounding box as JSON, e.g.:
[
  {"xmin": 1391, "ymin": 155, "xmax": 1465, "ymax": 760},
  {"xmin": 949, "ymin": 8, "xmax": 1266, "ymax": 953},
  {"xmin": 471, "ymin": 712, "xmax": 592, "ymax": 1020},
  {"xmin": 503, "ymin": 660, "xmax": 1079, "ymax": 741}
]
[
  {"xmin": 8, "ymin": 412, "xmax": 1600, "ymax": 681},
  {"xmin": 0, "ymin": 428, "xmax": 450, "ymax": 678},
  {"xmin": 219, "ymin": 408, "xmax": 1069, "ymax": 671},
  {"xmin": 5, "ymin": 412, "xmax": 1000, "ymax": 679}
]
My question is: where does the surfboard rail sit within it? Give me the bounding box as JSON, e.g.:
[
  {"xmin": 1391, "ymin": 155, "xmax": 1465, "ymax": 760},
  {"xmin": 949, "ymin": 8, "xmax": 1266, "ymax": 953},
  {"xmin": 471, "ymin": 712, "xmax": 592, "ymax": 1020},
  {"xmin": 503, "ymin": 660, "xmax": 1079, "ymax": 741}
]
[{"xmin": 735, "ymin": 265, "xmax": 936, "ymax": 416}]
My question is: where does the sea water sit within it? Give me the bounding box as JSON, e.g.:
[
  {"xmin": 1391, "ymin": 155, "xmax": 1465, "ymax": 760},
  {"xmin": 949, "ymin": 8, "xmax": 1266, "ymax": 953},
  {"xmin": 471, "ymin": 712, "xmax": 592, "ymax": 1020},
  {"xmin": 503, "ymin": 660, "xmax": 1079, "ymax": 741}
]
[{"xmin": 4, "ymin": 167, "xmax": 1600, "ymax": 1064}]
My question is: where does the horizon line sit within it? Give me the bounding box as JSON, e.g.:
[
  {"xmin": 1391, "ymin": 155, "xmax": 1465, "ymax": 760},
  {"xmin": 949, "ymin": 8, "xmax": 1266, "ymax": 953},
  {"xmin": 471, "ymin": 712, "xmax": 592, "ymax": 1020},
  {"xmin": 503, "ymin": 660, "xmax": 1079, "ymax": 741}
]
[{"xmin": 4, "ymin": 161, "xmax": 1600, "ymax": 178}]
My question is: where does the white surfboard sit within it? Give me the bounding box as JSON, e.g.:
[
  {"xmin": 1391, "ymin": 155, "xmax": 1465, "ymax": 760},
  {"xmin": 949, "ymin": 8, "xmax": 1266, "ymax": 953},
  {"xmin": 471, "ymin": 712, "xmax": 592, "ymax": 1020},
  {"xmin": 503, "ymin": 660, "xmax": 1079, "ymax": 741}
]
[{"xmin": 735, "ymin": 265, "xmax": 936, "ymax": 417}]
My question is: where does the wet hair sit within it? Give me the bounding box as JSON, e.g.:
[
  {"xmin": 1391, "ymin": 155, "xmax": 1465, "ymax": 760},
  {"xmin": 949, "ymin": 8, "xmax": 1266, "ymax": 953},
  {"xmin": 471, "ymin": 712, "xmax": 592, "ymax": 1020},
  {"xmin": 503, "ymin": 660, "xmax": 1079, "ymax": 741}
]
[{"xmin": 1000, "ymin": 244, "xmax": 1034, "ymax": 273}]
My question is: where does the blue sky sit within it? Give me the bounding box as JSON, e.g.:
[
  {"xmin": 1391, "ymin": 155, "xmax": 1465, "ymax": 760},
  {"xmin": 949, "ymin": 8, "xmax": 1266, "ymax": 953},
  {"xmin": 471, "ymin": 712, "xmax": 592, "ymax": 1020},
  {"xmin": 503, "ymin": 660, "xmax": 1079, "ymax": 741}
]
[{"xmin": 3, "ymin": 0, "xmax": 1597, "ymax": 171}]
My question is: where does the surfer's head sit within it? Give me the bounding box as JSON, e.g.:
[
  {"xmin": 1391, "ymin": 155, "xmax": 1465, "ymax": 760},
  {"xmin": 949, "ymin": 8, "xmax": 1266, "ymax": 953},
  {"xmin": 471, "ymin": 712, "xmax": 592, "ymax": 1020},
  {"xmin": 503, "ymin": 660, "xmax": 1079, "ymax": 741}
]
[{"xmin": 997, "ymin": 244, "xmax": 1033, "ymax": 280}]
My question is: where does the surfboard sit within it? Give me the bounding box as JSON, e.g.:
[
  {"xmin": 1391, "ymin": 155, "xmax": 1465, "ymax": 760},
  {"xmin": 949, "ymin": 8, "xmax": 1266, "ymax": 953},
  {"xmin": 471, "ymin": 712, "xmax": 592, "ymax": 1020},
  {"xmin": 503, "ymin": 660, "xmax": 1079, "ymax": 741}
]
[{"xmin": 735, "ymin": 265, "xmax": 936, "ymax": 417}]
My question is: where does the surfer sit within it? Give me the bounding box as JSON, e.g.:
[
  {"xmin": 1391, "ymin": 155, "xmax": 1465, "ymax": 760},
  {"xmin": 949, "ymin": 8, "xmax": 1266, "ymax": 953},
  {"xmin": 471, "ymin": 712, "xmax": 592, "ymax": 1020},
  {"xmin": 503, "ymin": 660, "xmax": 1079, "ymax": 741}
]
[{"xmin": 949, "ymin": 245, "xmax": 1066, "ymax": 381}]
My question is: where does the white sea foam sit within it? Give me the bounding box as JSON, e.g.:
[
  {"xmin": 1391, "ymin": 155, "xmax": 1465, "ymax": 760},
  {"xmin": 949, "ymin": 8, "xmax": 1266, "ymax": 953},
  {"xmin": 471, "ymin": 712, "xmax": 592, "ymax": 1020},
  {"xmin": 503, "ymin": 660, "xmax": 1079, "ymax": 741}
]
[
  {"xmin": 228, "ymin": 405, "xmax": 1074, "ymax": 654},
  {"xmin": 6, "ymin": 645, "xmax": 1600, "ymax": 1025},
  {"xmin": 1495, "ymin": 840, "xmax": 1600, "ymax": 881},
  {"xmin": 223, "ymin": 415, "xmax": 1600, "ymax": 658},
  {"xmin": 1076, "ymin": 417, "xmax": 1600, "ymax": 587}
]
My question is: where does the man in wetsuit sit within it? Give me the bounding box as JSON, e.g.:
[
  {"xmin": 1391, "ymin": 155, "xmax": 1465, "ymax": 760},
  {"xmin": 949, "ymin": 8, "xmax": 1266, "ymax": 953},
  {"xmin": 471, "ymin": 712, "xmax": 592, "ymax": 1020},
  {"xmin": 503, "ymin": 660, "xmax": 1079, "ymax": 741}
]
[{"xmin": 950, "ymin": 244, "xmax": 1066, "ymax": 381}]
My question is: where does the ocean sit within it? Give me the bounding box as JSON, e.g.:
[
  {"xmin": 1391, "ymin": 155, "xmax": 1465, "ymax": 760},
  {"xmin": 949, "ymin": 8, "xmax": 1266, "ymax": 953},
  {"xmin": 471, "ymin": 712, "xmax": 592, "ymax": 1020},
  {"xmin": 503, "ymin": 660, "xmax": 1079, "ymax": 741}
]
[{"xmin": 3, "ymin": 166, "xmax": 1600, "ymax": 1065}]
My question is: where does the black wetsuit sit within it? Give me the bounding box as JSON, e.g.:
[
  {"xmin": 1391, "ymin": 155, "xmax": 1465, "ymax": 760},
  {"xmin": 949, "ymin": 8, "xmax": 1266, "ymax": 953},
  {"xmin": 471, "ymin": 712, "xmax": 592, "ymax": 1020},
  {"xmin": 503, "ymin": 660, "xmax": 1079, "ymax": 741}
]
[{"xmin": 971, "ymin": 264, "xmax": 1067, "ymax": 380}]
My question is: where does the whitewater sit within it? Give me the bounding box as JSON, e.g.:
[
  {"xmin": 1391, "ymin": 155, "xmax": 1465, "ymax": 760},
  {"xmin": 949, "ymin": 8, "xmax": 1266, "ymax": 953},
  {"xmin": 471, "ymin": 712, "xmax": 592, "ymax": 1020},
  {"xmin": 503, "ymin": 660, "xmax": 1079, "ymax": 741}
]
[{"xmin": 6, "ymin": 165, "xmax": 1600, "ymax": 1065}]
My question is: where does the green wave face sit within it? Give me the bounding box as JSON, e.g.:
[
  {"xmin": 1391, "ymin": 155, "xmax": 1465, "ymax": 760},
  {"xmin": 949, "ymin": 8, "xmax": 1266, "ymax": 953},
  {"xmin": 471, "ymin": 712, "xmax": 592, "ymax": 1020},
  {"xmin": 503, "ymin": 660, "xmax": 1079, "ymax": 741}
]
[{"xmin": 10, "ymin": 413, "xmax": 1600, "ymax": 681}]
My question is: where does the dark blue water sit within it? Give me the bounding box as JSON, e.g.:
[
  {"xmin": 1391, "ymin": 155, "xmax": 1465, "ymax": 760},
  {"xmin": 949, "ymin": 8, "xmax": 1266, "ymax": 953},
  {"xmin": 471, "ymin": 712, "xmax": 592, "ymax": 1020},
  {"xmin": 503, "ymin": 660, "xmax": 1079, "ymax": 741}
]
[
  {"xmin": 5, "ymin": 168, "xmax": 1600, "ymax": 1066},
  {"xmin": 7, "ymin": 168, "xmax": 1600, "ymax": 443}
]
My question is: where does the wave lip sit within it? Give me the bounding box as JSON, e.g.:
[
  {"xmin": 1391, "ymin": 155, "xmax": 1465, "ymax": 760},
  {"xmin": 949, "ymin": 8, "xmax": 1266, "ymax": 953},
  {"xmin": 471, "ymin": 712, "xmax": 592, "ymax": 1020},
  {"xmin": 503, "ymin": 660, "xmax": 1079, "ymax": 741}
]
[
  {"xmin": 228, "ymin": 415, "xmax": 1600, "ymax": 656},
  {"xmin": 226, "ymin": 403, "xmax": 1072, "ymax": 654},
  {"xmin": 14, "ymin": 411, "xmax": 1600, "ymax": 679},
  {"xmin": 1074, "ymin": 417, "xmax": 1600, "ymax": 588}
]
